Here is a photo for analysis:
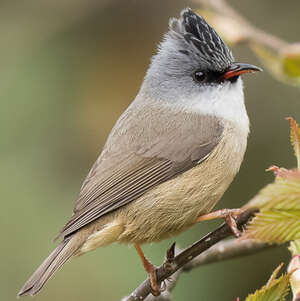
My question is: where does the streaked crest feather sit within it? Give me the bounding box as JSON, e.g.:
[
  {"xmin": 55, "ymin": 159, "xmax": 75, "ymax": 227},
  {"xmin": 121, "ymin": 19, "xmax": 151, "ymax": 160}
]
[{"xmin": 168, "ymin": 8, "xmax": 233, "ymax": 71}]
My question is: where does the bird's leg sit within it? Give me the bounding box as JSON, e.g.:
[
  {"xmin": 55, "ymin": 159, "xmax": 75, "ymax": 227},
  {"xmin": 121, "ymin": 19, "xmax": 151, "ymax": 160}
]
[
  {"xmin": 196, "ymin": 208, "xmax": 244, "ymax": 237},
  {"xmin": 134, "ymin": 244, "xmax": 161, "ymax": 296}
]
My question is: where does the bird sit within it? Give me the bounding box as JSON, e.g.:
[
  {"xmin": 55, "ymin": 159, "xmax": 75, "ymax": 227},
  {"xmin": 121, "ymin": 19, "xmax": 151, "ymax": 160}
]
[{"xmin": 18, "ymin": 8, "xmax": 261, "ymax": 297}]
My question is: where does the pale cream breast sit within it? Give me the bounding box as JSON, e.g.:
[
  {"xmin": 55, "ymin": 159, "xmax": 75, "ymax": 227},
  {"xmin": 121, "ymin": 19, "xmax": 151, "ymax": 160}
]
[
  {"xmin": 79, "ymin": 120, "xmax": 248, "ymax": 253},
  {"xmin": 115, "ymin": 120, "xmax": 248, "ymax": 244}
]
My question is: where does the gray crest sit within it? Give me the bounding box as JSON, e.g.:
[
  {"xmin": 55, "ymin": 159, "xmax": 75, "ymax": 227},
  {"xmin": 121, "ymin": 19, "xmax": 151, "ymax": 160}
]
[{"xmin": 168, "ymin": 8, "xmax": 234, "ymax": 71}]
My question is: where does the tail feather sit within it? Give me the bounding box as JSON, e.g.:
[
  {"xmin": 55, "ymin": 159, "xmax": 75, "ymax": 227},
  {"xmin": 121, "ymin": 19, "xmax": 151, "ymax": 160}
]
[{"xmin": 18, "ymin": 236, "xmax": 78, "ymax": 297}]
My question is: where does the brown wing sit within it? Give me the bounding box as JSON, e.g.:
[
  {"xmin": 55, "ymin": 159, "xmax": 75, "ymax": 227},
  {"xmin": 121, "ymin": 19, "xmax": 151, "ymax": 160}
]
[{"xmin": 58, "ymin": 102, "xmax": 223, "ymax": 239}]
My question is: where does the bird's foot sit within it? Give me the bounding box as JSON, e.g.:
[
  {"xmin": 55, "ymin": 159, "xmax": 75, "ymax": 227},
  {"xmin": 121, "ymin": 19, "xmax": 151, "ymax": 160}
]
[
  {"xmin": 146, "ymin": 262, "xmax": 161, "ymax": 296},
  {"xmin": 134, "ymin": 242, "xmax": 177, "ymax": 296},
  {"xmin": 134, "ymin": 244, "xmax": 163, "ymax": 296},
  {"xmin": 197, "ymin": 208, "xmax": 244, "ymax": 237}
]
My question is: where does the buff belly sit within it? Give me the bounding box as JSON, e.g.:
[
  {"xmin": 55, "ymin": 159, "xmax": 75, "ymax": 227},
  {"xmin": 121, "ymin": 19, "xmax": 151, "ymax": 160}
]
[
  {"xmin": 116, "ymin": 158, "xmax": 236, "ymax": 244},
  {"xmin": 79, "ymin": 125, "xmax": 247, "ymax": 254}
]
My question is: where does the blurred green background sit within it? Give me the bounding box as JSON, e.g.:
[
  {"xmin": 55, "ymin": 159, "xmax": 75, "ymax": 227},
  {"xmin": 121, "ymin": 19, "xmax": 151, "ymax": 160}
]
[{"xmin": 2, "ymin": 0, "xmax": 300, "ymax": 300}]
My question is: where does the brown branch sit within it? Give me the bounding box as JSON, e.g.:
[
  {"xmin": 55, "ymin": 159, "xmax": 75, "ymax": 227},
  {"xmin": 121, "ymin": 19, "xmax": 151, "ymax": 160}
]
[
  {"xmin": 183, "ymin": 238, "xmax": 272, "ymax": 271},
  {"xmin": 122, "ymin": 209, "xmax": 257, "ymax": 301},
  {"xmin": 137, "ymin": 239, "xmax": 272, "ymax": 301}
]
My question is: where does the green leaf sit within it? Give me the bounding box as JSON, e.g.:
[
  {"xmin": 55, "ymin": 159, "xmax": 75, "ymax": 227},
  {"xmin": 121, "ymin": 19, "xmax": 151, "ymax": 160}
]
[
  {"xmin": 250, "ymin": 44, "xmax": 283, "ymax": 80},
  {"xmin": 244, "ymin": 210, "xmax": 300, "ymax": 243},
  {"xmin": 283, "ymin": 55, "xmax": 300, "ymax": 78},
  {"xmin": 249, "ymin": 43, "xmax": 300, "ymax": 86},
  {"xmin": 244, "ymin": 164, "xmax": 300, "ymax": 243},
  {"xmin": 245, "ymin": 264, "xmax": 290, "ymax": 301},
  {"xmin": 245, "ymin": 173, "xmax": 300, "ymax": 211}
]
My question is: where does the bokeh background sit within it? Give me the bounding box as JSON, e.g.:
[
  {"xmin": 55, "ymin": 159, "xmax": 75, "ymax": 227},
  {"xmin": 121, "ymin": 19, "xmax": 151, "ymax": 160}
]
[{"xmin": 2, "ymin": 0, "xmax": 300, "ymax": 300}]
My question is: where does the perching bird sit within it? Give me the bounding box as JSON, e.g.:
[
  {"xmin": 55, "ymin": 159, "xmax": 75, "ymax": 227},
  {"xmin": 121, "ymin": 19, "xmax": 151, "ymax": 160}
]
[{"xmin": 18, "ymin": 8, "xmax": 261, "ymax": 297}]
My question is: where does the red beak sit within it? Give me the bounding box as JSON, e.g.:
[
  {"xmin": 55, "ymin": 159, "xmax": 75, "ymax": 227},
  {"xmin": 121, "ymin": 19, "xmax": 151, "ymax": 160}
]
[{"xmin": 223, "ymin": 63, "xmax": 262, "ymax": 80}]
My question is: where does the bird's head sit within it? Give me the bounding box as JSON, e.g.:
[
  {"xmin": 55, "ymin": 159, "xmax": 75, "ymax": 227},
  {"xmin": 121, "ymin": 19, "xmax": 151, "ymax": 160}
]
[{"xmin": 142, "ymin": 8, "xmax": 261, "ymax": 127}]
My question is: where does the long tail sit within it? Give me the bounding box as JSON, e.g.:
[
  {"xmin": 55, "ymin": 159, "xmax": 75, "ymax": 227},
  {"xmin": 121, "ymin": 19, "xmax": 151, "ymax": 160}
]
[{"xmin": 18, "ymin": 236, "xmax": 79, "ymax": 297}]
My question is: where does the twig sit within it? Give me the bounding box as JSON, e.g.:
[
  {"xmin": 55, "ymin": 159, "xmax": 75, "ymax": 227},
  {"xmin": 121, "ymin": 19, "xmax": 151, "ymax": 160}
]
[
  {"xmin": 139, "ymin": 239, "xmax": 272, "ymax": 301},
  {"xmin": 184, "ymin": 238, "xmax": 272, "ymax": 271},
  {"xmin": 192, "ymin": 0, "xmax": 288, "ymax": 51},
  {"xmin": 122, "ymin": 209, "xmax": 257, "ymax": 301}
]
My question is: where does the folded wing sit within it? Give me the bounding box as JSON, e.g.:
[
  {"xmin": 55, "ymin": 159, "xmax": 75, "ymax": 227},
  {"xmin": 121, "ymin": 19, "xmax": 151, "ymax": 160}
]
[{"xmin": 58, "ymin": 104, "xmax": 223, "ymax": 239}]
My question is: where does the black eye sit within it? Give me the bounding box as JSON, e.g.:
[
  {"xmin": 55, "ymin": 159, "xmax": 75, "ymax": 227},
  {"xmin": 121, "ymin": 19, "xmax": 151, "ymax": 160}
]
[{"xmin": 193, "ymin": 71, "xmax": 206, "ymax": 83}]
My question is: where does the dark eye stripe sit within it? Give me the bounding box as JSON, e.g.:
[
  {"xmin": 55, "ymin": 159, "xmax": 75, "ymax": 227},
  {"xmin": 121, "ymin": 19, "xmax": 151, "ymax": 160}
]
[
  {"xmin": 193, "ymin": 70, "xmax": 239, "ymax": 84},
  {"xmin": 205, "ymin": 71, "xmax": 222, "ymax": 82}
]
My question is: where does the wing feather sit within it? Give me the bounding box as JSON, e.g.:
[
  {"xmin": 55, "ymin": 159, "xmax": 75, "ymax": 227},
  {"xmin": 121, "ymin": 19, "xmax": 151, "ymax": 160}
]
[{"xmin": 57, "ymin": 103, "xmax": 223, "ymax": 239}]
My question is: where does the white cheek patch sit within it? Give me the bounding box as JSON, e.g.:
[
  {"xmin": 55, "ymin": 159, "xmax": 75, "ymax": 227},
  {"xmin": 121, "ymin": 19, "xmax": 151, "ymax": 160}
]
[{"xmin": 179, "ymin": 78, "xmax": 249, "ymax": 134}]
